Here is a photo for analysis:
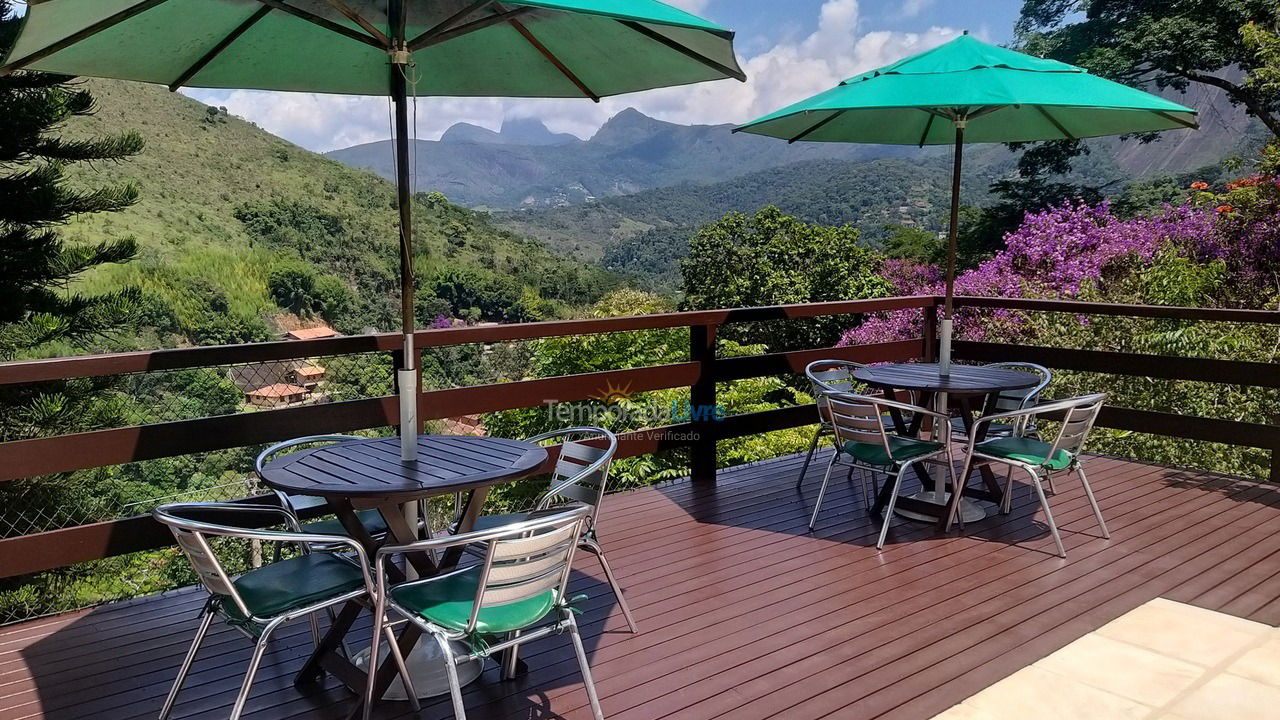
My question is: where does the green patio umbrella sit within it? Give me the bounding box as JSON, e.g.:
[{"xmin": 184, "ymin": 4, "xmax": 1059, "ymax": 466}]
[
  {"xmin": 735, "ymin": 32, "xmax": 1197, "ymax": 374},
  {"xmin": 1, "ymin": 0, "xmax": 744, "ymax": 460}
]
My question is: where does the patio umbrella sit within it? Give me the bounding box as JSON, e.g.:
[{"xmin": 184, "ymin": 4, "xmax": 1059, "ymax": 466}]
[
  {"xmin": 0, "ymin": 0, "xmax": 744, "ymax": 460},
  {"xmin": 735, "ymin": 31, "xmax": 1197, "ymax": 374}
]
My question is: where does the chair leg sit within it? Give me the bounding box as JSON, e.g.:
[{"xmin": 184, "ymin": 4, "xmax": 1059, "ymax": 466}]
[
  {"xmin": 877, "ymin": 466, "xmax": 909, "ymax": 550},
  {"xmin": 434, "ymin": 633, "xmax": 468, "ymax": 720},
  {"xmin": 229, "ymin": 621, "xmax": 278, "ymax": 720},
  {"xmin": 795, "ymin": 428, "xmax": 822, "ymax": 488},
  {"xmin": 1077, "ymin": 466, "xmax": 1110, "ymax": 539},
  {"xmin": 1027, "ymin": 468, "xmax": 1066, "ymax": 558},
  {"xmin": 384, "ymin": 622, "xmax": 421, "ymax": 712},
  {"xmin": 809, "ymin": 455, "xmax": 839, "ymax": 530},
  {"xmin": 567, "ymin": 613, "xmax": 605, "ymax": 720},
  {"xmin": 158, "ymin": 608, "xmax": 215, "ymax": 720},
  {"xmin": 582, "ymin": 537, "xmax": 638, "ymax": 633},
  {"xmin": 361, "ymin": 604, "xmax": 384, "ymax": 720},
  {"xmin": 501, "ymin": 630, "xmax": 522, "ymax": 680},
  {"xmin": 308, "ymin": 612, "xmax": 321, "ymax": 652},
  {"xmin": 1001, "ymin": 466, "xmax": 1015, "ymax": 514}
]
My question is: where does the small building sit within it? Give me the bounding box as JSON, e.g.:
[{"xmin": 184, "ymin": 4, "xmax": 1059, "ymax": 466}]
[
  {"xmin": 440, "ymin": 414, "xmax": 486, "ymax": 437},
  {"xmin": 286, "ymin": 325, "xmax": 337, "ymax": 341},
  {"xmin": 290, "ymin": 365, "xmax": 326, "ymax": 388},
  {"xmin": 245, "ymin": 383, "xmax": 310, "ymax": 408}
]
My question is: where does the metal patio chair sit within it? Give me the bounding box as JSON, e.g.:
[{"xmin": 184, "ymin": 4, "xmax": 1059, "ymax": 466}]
[
  {"xmin": 809, "ymin": 391, "xmax": 957, "ymax": 550},
  {"xmin": 361, "ymin": 506, "xmax": 603, "ymax": 720},
  {"xmin": 462, "ymin": 426, "xmax": 637, "ymax": 633},
  {"xmin": 797, "ymin": 361, "xmax": 915, "ymax": 489},
  {"xmin": 950, "ymin": 362, "xmax": 1052, "ymax": 440},
  {"xmin": 256, "ymin": 435, "xmax": 391, "ymax": 542},
  {"xmin": 152, "ymin": 502, "xmax": 412, "ymax": 720},
  {"xmin": 951, "ymin": 393, "xmax": 1110, "ymax": 558}
]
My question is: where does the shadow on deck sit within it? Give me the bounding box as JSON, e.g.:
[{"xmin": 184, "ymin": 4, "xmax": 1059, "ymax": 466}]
[{"xmin": 4, "ymin": 452, "xmax": 1280, "ymax": 720}]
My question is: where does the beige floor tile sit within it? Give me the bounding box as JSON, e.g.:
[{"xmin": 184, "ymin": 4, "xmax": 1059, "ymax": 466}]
[
  {"xmin": 1171, "ymin": 673, "xmax": 1280, "ymax": 720},
  {"xmin": 1225, "ymin": 632, "xmax": 1280, "ymax": 687},
  {"xmin": 962, "ymin": 666, "xmax": 1151, "ymax": 720},
  {"xmin": 1095, "ymin": 598, "xmax": 1269, "ymax": 667},
  {"xmin": 1035, "ymin": 633, "xmax": 1205, "ymax": 706}
]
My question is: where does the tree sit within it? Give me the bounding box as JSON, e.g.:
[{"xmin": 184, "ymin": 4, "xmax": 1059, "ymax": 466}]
[
  {"xmin": 1018, "ymin": 1, "xmax": 1280, "ymax": 137},
  {"xmin": 0, "ymin": 1, "xmax": 145, "ymax": 360},
  {"xmin": 267, "ymin": 263, "xmax": 353, "ymax": 321},
  {"xmin": 680, "ymin": 207, "xmax": 892, "ymax": 350}
]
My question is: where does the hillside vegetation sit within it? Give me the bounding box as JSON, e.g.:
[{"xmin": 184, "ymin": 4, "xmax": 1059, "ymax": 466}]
[{"xmin": 53, "ymin": 79, "xmax": 616, "ymax": 355}]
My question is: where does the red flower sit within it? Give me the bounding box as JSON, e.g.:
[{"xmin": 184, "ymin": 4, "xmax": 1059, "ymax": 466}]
[
  {"xmin": 1190, "ymin": 181, "xmax": 1210, "ymax": 190},
  {"xmin": 1215, "ymin": 205, "xmax": 1234, "ymax": 214}
]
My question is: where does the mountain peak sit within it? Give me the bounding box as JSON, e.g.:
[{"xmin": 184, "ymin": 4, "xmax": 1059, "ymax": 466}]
[
  {"xmin": 439, "ymin": 117, "xmax": 575, "ymax": 146},
  {"xmin": 590, "ymin": 108, "xmax": 674, "ymax": 146}
]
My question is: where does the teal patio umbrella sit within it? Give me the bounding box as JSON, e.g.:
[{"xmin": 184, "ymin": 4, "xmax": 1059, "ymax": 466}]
[
  {"xmin": 1, "ymin": 0, "xmax": 744, "ymax": 460},
  {"xmin": 736, "ymin": 32, "xmax": 1197, "ymax": 374}
]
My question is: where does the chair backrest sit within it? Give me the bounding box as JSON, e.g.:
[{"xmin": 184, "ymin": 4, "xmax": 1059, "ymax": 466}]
[
  {"xmin": 469, "ymin": 507, "xmax": 590, "ymax": 634},
  {"xmin": 805, "ymin": 360, "xmax": 867, "ymax": 427},
  {"xmin": 984, "ymin": 362, "xmax": 1052, "ymax": 412},
  {"xmin": 823, "ymin": 391, "xmax": 894, "ymax": 460},
  {"xmin": 152, "ymin": 503, "xmax": 279, "ymax": 620},
  {"xmin": 526, "ymin": 427, "xmax": 617, "ymax": 526},
  {"xmin": 1045, "ymin": 393, "xmax": 1107, "ymax": 460},
  {"xmin": 255, "ymin": 435, "xmax": 363, "ymax": 516}
]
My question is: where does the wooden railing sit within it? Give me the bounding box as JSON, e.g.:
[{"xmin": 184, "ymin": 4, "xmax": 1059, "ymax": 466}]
[{"xmin": 0, "ymin": 294, "xmax": 1276, "ymax": 582}]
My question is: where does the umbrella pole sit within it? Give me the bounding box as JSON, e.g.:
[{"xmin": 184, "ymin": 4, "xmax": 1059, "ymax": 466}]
[
  {"xmin": 391, "ymin": 45, "xmax": 418, "ymax": 463},
  {"xmin": 939, "ymin": 119, "xmax": 965, "ymax": 376}
]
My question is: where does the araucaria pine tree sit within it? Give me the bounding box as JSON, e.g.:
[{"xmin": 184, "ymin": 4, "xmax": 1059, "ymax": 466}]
[{"xmin": 0, "ymin": 0, "xmax": 145, "ymax": 360}]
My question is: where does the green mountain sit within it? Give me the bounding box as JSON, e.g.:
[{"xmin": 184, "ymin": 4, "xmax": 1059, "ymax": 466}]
[{"xmin": 54, "ymin": 79, "xmax": 616, "ymax": 355}]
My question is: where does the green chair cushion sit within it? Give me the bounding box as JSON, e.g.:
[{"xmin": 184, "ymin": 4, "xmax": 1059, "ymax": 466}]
[
  {"xmin": 301, "ymin": 509, "xmax": 389, "ymax": 538},
  {"xmin": 976, "ymin": 436, "xmax": 1073, "ymax": 470},
  {"xmin": 222, "ymin": 554, "xmax": 365, "ymax": 622},
  {"xmin": 843, "ymin": 435, "xmax": 943, "ymax": 467},
  {"xmin": 391, "ymin": 566, "xmax": 557, "ymax": 635},
  {"xmin": 467, "ymin": 512, "xmax": 534, "ymax": 533}
]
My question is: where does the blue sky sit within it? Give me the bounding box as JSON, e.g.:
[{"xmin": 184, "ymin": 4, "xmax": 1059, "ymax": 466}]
[{"xmin": 187, "ymin": 0, "xmax": 1025, "ymax": 152}]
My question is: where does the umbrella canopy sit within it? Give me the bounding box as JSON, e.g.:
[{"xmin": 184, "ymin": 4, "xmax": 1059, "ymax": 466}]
[
  {"xmin": 736, "ymin": 32, "xmax": 1195, "ymax": 144},
  {"xmin": 736, "ymin": 32, "xmax": 1197, "ymax": 374},
  {"xmin": 1, "ymin": 0, "xmax": 744, "ymax": 460},
  {"xmin": 1, "ymin": 0, "xmax": 743, "ymax": 96}
]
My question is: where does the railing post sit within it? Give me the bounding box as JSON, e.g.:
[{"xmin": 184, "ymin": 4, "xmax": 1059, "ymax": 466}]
[
  {"xmin": 923, "ymin": 302, "xmax": 938, "ymax": 363},
  {"xmin": 690, "ymin": 323, "xmax": 718, "ymax": 483}
]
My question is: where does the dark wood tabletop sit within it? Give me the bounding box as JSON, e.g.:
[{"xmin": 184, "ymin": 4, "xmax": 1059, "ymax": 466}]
[
  {"xmin": 258, "ymin": 434, "xmax": 547, "ymax": 500},
  {"xmin": 853, "ymin": 362, "xmax": 1038, "ymax": 396}
]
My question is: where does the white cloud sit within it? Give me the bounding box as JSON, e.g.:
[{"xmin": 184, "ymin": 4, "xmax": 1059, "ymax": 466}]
[
  {"xmin": 899, "ymin": 0, "xmax": 934, "ymax": 19},
  {"xmin": 186, "ymin": 0, "xmax": 958, "ymax": 152}
]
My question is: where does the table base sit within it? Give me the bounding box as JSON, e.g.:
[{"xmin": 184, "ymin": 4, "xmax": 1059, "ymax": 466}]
[
  {"xmin": 894, "ymin": 491, "xmax": 987, "ymax": 524},
  {"xmin": 353, "ymin": 639, "xmax": 484, "ymax": 699}
]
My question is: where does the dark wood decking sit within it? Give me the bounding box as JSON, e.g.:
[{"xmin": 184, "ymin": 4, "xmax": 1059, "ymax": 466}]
[{"xmin": 4, "ymin": 452, "xmax": 1280, "ymax": 720}]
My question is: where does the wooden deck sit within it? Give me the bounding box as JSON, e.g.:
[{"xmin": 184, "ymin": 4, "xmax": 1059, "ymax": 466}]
[{"xmin": 4, "ymin": 452, "xmax": 1280, "ymax": 720}]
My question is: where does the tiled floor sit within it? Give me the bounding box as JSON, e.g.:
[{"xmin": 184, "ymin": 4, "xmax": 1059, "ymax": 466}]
[{"xmin": 933, "ymin": 598, "xmax": 1280, "ymax": 720}]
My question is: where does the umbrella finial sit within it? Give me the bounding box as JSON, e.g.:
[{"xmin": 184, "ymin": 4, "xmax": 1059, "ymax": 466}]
[{"xmin": 962, "ymin": 29, "xmax": 970, "ymax": 35}]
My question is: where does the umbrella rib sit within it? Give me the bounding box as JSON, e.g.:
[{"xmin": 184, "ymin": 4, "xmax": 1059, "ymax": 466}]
[
  {"xmin": 1036, "ymin": 106, "xmax": 1076, "ymax": 140},
  {"xmin": 616, "ymin": 20, "xmax": 747, "ymax": 82},
  {"xmin": 250, "ymin": 0, "xmax": 384, "ymax": 49},
  {"xmin": 0, "ymin": 0, "xmax": 175, "ymax": 75},
  {"xmin": 168, "ymin": 6, "xmax": 272, "ymax": 91},
  {"xmin": 408, "ymin": 7, "xmax": 533, "ymax": 51},
  {"xmin": 508, "ymin": 18, "xmax": 600, "ymax": 102},
  {"xmin": 407, "ymin": 0, "xmax": 493, "ymax": 49},
  {"xmin": 1153, "ymin": 110, "xmax": 1200, "ymax": 130},
  {"xmin": 917, "ymin": 111, "xmax": 936, "ymax": 148},
  {"xmin": 787, "ymin": 111, "xmax": 844, "ymax": 144},
  {"xmin": 325, "ymin": 0, "xmax": 391, "ymax": 47}
]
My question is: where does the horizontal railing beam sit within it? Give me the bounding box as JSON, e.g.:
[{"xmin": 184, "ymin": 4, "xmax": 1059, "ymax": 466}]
[
  {"xmin": 954, "ymin": 341, "xmax": 1280, "ymax": 389},
  {"xmin": 953, "ymin": 296, "xmax": 1280, "ymax": 324}
]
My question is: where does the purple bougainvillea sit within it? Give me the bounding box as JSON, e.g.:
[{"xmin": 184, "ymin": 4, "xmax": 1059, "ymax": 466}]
[{"xmin": 841, "ymin": 197, "xmax": 1277, "ymax": 346}]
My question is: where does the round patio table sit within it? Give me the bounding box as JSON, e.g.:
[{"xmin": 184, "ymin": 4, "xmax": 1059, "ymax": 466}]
[
  {"xmin": 852, "ymin": 363, "xmax": 1038, "ymax": 525},
  {"xmin": 259, "ymin": 434, "xmax": 548, "ymax": 700}
]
